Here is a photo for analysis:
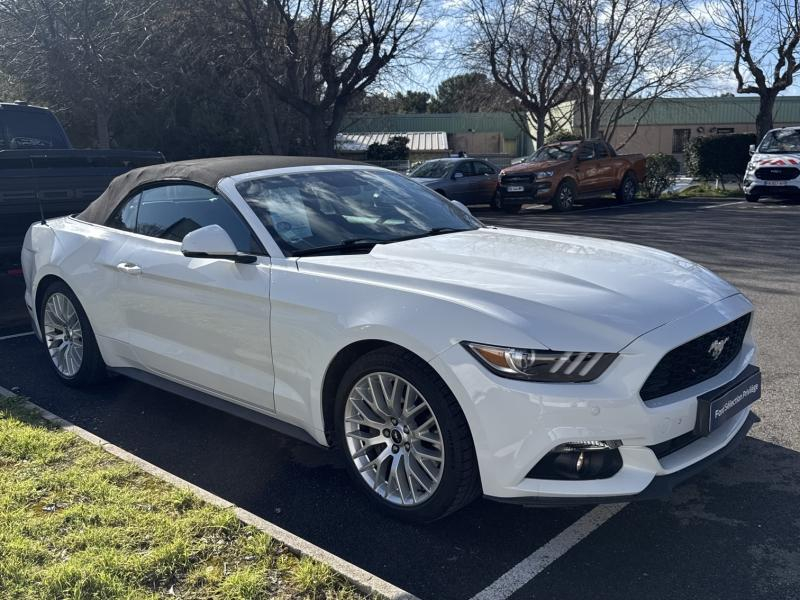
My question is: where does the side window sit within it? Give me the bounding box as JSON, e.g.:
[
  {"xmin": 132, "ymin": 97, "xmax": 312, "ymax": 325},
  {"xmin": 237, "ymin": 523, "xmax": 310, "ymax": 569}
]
[
  {"xmin": 593, "ymin": 142, "xmax": 609, "ymax": 159},
  {"xmin": 472, "ymin": 161, "xmax": 496, "ymax": 176},
  {"xmin": 106, "ymin": 193, "xmax": 141, "ymax": 232},
  {"xmin": 136, "ymin": 184, "xmax": 261, "ymax": 253},
  {"xmin": 577, "ymin": 143, "xmax": 595, "ymax": 160},
  {"xmin": 454, "ymin": 161, "xmax": 475, "ymax": 177}
]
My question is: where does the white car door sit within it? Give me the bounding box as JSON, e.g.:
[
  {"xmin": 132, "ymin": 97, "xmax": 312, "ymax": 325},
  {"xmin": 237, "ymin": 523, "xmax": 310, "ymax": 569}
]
[{"xmin": 113, "ymin": 183, "xmax": 275, "ymax": 411}]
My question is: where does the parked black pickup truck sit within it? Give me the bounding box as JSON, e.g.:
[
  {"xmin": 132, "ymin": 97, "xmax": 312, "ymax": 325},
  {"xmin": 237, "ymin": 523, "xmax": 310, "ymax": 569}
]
[{"xmin": 0, "ymin": 102, "xmax": 164, "ymax": 265}]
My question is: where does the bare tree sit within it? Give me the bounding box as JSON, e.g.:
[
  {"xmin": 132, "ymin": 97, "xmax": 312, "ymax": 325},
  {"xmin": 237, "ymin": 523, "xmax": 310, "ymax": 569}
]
[
  {"xmin": 569, "ymin": 0, "xmax": 709, "ymax": 148},
  {"xmin": 0, "ymin": 0, "xmax": 161, "ymax": 148},
  {"xmin": 683, "ymin": 0, "xmax": 800, "ymax": 140},
  {"xmin": 463, "ymin": 0, "xmax": 578, "ymax": 147},
  {"xmin": 228, "ymin": 0, "xmax": 434, "ymax": 156}
]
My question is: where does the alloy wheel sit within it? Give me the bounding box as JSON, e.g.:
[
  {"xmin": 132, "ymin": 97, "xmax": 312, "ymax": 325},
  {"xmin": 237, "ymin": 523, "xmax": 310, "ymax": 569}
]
[
  {"xmin": 43, "ymin": 293, "xmax": 84, "ymax": 377},
  {"xmin": 624, "ymin": 178, "xmax": 636, "ymax": 201},
  {"xmin": 560, "ymin": 185, "xmax": 574, "ymax": 208},
  {"xmin": 344, "ymin": 372, "xmax": 445, "ymax": 506}
]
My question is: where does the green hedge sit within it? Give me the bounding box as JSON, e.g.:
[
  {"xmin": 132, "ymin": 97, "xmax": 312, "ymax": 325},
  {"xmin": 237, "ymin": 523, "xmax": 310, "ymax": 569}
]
[
  {"xmin": 642, "ymin": 153, "xmax": 680, "ymax": 199},
  {"xmin": 684, "ymin": 133, "xmax": 757, "ymax": 182}
]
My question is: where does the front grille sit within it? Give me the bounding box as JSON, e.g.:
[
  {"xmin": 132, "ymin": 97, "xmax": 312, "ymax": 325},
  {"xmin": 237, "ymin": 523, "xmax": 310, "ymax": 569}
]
[
  {"xmin": 501, "ymin": 174, "xmax": 534, "ymax": 185},
  {"xmin": 640, "ymin": 313, "xmax": 751, "ymax": 402},
  {"xmin": 754, "ymin": 167, "xmax": 799, "ymax": 180}
]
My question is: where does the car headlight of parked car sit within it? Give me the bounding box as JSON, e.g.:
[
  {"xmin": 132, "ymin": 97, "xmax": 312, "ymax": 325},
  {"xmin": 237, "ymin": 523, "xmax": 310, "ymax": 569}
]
[
  {"xmin": 463, "ymin": 342, "xmax": 617, "ymax": 382},
  {"xmin": 535, "ymin": 170, "xmax": 554, "ymax": 178},
  {"xmin": 498, "ymin": 170, "xmax": 505, "ymax": 182}
]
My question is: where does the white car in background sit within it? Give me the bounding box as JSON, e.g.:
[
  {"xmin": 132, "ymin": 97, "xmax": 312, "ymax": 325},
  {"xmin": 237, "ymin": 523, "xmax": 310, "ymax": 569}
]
[
  {"xmin": 21, "ymin": 157, "xmax": 760, "ymax": 522},
  {"xmin": 744, "ymin": 126, "xmax": 800, "ymax": 202}
]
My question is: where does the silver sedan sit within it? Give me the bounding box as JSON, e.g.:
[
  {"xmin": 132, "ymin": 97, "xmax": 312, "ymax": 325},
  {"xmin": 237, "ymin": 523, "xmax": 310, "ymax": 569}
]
[{"xmin": 407, "ymin": 158, "xmax": 498, "ymax": 206}]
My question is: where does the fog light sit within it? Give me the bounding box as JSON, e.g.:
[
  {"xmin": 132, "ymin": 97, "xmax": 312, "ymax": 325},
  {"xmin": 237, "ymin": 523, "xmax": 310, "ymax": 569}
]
[{"xmin": 527, "ymin": 440, "xmax": 623, "ymax": 480}]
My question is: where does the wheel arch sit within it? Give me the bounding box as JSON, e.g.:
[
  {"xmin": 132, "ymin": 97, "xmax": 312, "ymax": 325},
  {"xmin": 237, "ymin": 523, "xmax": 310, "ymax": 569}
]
[
  {"xmin": 34, "ymin": 273, "xmax": 69, "ymax": 322},
  {"xmin": 320, "ymin": 339, "xmax": 459, "ymax": 446}
]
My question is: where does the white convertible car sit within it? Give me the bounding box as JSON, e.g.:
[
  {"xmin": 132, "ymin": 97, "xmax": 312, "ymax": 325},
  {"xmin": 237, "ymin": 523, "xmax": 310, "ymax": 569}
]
[{"xmin": 21, "ymin": 156, "xmax": 761, "ymax": 522}]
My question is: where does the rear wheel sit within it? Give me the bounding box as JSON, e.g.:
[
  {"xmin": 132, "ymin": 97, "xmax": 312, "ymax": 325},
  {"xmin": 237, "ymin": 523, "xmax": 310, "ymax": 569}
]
[
  {"xmin": 39, "ymin": 281, "xmax": 106, "ymax": 386},
  {"xmin": 616, "ymin": 173, "xmax": 638, "ymax": 203},
  {"xmin": 335, "ymin": 347, "xmax": 480, "ymax": 522},
  {"xmin": 551, "ymin": 180, "xmax": 576, "ymax": 212}
]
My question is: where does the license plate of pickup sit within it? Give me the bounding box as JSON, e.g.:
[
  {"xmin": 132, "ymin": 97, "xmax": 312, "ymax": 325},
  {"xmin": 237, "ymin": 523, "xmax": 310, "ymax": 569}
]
[
  {"xmin": 506, "ymin": 185, "xmax": 524, "ymax": 192},
  {"xmin": 695, "ymin": 365, "xmax": 761, "ymax": 435},
  {"xmin": 765, "ymin": 180, "xmax": 789, "ymax": 186}
]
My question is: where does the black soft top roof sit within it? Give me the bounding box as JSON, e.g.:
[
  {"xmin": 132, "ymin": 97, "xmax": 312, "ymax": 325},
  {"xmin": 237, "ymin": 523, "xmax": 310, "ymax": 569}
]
[{"xmin": 77, "ymin": 155, "xmax": 363, "ymax": 224}]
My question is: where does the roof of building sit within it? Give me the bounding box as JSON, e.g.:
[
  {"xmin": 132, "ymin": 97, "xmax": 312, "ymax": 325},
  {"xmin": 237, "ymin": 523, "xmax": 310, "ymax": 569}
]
[
  {"xmin": 77, "ymin": 155, "xmax": 362, "ymax": 224},
  {"xmin": 608, "ymin": 96, "xmax": 800, "ymax": 126},
  {"xmin": 336, "ymin": 131, "xmax": 449, "ymax": 152},
  {"xmin": 342, "ymin": 113, "xmax": 526, "ymax": 139}
]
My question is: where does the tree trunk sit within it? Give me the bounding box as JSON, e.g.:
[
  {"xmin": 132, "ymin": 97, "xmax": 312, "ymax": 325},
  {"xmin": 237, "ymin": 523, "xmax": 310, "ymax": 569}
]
[
  {"xmin": 755, "ymin": 91, "xmax": 777, "ymax": 142},
  {"xmin": 95, "ymin": 108, "xmax": 111, "ymax": 149},
  {"xmin": 535, "ymin": 109, "xmax": 547, "ymax": 147},
  {"xmin": 308, "ymin": 111, "xmax": 336, "ymax": 157}
]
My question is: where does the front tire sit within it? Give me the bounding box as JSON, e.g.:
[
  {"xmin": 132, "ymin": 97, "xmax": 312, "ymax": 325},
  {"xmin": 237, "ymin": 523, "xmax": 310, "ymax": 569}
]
[
  {"xmin": 334, "ymin": 347, "xmax": 480, "ymax": 522},
  {"xmin": 551, "ymin": 180, "xmax": 576, "ymax": 211},
  {"xmin": 745, "ymin": 194, "xmax": 759, "ymax": 203},
  {"xmin": 616, "ymin": 173, "xmax": 638, "ymax": 203},
  {"xmin": 39, "ymin": 281, "xmax": 106, "ymax": 386}
]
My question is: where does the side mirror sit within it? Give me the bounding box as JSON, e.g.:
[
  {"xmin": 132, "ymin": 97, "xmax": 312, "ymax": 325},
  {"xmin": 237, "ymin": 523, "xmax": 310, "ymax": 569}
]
[
  {"xmin": 182, "ymin": 224, "xmax": 256, "ymax": 264},
  {"xmin": 749, "ymin": 144, "xmax": 756, "ymax": 155},
  {"xmin": 453, "ymin": 171, "xmax": 464, "ymax": 179},
  {"xmin": 451, "ymin": 200, "xmax": 471, "ymax": 215}
]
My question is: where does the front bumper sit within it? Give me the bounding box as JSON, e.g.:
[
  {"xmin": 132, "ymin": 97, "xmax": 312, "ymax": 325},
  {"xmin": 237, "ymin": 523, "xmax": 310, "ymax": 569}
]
[
  {"xmin": 744, "ymin": 179, "xmax": 800, "ymax": 197},
  {"xmin": 429, "ymin": 293, "xmax": 757, "ymax": 501},
  {"xmin": 499, "ymin": 181, "xmax": 553, "ymax": 203}
]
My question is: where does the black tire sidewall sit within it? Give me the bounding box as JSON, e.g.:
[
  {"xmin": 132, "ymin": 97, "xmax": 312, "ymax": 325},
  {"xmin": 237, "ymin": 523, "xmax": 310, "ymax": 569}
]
[
  {"xmin": 619, "ymin": 174, "xmax": 637, "ymax": 203},
  {"xmin": 552, "ymin": 180, "xmax": 576, "ymax": 211},
  {"xmin": 38, "ymin": 281, "xmax": 104, "ymax": 386},
  {"xmin": 334, "ymin": 348, "xmax": 477, "ymax": 522}
]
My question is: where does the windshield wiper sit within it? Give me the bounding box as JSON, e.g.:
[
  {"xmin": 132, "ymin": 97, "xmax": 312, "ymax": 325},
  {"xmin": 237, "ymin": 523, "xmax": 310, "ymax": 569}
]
[
  {"xmin": 292, "ymin": 238, "xmax": 386, "ymax": 257},
  {"xmin": 292, "ymin": 228, "xmax": 472, "ymax": 258}
]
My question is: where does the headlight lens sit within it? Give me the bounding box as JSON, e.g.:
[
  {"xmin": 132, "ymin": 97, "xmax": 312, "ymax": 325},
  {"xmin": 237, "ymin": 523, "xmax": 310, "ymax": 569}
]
[
  {"xmin": 463, "ymin": 342, "xmax": 617, "ymax": 382},
  {"xmin": 536, "ymin": 170, "xmax": 554, "ymax": 177}
]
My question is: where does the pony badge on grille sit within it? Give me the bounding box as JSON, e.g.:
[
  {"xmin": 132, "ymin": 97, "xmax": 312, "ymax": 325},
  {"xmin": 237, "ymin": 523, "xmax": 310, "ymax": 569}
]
[{"xmin": 708, "ymin": 337, "xmax": 730, "ymax": 360}]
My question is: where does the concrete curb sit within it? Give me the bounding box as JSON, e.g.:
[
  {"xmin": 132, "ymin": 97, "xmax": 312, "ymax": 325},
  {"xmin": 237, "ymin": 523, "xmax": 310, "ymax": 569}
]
[{"xmin": 0, "ymin": 384, "xmax": 419, "ymax": 600}]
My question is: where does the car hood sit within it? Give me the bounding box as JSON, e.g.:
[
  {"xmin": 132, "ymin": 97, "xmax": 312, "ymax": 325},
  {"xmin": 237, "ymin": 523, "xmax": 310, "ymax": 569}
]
[
  {"xmin": 297, "ymin": 228, "xmax": 739, "ymax": 351},
  {"xmin": 750, "ymin": 153, "xmax": 800, "ymax": 167}
]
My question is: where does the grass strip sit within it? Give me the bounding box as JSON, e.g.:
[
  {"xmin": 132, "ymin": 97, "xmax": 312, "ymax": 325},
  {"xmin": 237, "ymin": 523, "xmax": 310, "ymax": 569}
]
[{"xmin": 0, "ymin": 396, "xmax": 368, "ymax": 599}]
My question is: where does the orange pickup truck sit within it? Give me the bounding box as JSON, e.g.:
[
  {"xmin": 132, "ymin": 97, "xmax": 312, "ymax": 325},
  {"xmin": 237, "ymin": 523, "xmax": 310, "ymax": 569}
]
[{"xmin": 496, "ymin": 139, "xmax": 646, "ymax": 213}]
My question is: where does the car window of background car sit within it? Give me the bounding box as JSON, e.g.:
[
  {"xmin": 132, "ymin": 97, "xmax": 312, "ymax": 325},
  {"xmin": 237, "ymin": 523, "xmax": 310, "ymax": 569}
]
[
  {"xmin": 454, "ymin": 161, "xmax": 475, "ymax": 177},
  {"xmin": 0, "ymin": 111, "xmax": 70, "ymax": 149},
  {"xmin": 758, "ymin": 129, "xmax": 800, "ymax": 153},
  {"xmin": 577, "ymin": 143, "xmax": 595, "ymax": 160},
  {"xmin": 472, "ymin": 161, "xmax": 496, "ymax": 175},
  {"xmin": 236, "ymin": 169, "xmax": 480, "ymax": 256},
  {"xmin": 408, "ymin": 160, "xmax": 451, "ymax": 179},
  {"xmin": 593, "ymin": 142, "xmax": 609, "ymax": 158},
  {"xmin": 135, "ymin": 183, "xmax": 261, "ymax": 253},
  {"xmin": 106, "ymin": 193, "xmax": 141, "ymax": 232}
]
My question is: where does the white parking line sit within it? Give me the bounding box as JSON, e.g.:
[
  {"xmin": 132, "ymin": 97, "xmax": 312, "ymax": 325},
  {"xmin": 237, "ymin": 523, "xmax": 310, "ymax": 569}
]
[
  {"xmin": 697, "ymin": 201, "xmax": 744, "ymax": 209},
  {"xmin": 469, "ymin": 503, "xmax": 627, "ymax": 600},
  {"xmin": 568, "ymin": 200, "xmax": 658, "ymax": 214},
  {"xmin": 0, "ymin": 331, "xmax": 34, "ymax": 341}
]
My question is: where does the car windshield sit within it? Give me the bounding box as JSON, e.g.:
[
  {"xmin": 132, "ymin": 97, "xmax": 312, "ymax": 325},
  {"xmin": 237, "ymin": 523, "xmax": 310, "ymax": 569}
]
[
  {"xmin": 408, "ymin": 160, "xmax": 452, "ymax": 179},
  {"xmin": 531, "ymin": 144, "xmax": 577, "ymax": 161},
  {"xmin": 758, "ymin": 129, "xmax": 800, "ymax": 154},
  {"xmin": 236, "ymin": 169, "xmax": 480, "ymax": 256}
]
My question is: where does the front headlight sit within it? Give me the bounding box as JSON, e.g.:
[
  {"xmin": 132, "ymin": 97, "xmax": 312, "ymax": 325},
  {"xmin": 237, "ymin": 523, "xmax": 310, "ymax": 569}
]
[
  {"xmin": 463, "ymin": 342, "xmax": 617, "ymax": 382},
  {"xmin": 536, "ymin": 170, "xmax": 554, "ymax": 178}
]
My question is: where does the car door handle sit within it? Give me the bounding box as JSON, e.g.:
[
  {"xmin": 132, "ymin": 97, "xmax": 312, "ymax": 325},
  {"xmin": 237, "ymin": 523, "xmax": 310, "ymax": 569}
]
[{"xmin": 116, "ymin": 262, "xmax": 142, "ymax": 275}]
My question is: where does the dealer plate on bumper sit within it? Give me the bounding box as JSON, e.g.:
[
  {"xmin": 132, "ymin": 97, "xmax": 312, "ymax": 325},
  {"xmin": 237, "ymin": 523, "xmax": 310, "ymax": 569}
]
[
  {"xmin": 695, "ymin": 365, "xmax": 761, "ymax": 435},
  {"xmin": 506, "ymin": 185, "xmax": 524, "ymax": 192}
]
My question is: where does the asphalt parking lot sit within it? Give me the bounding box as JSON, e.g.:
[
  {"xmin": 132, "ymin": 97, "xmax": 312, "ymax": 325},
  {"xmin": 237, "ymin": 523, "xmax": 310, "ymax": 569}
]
[{"xmin": 1, "ymin": 197, "xmax": 799, "ymax": 599}]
